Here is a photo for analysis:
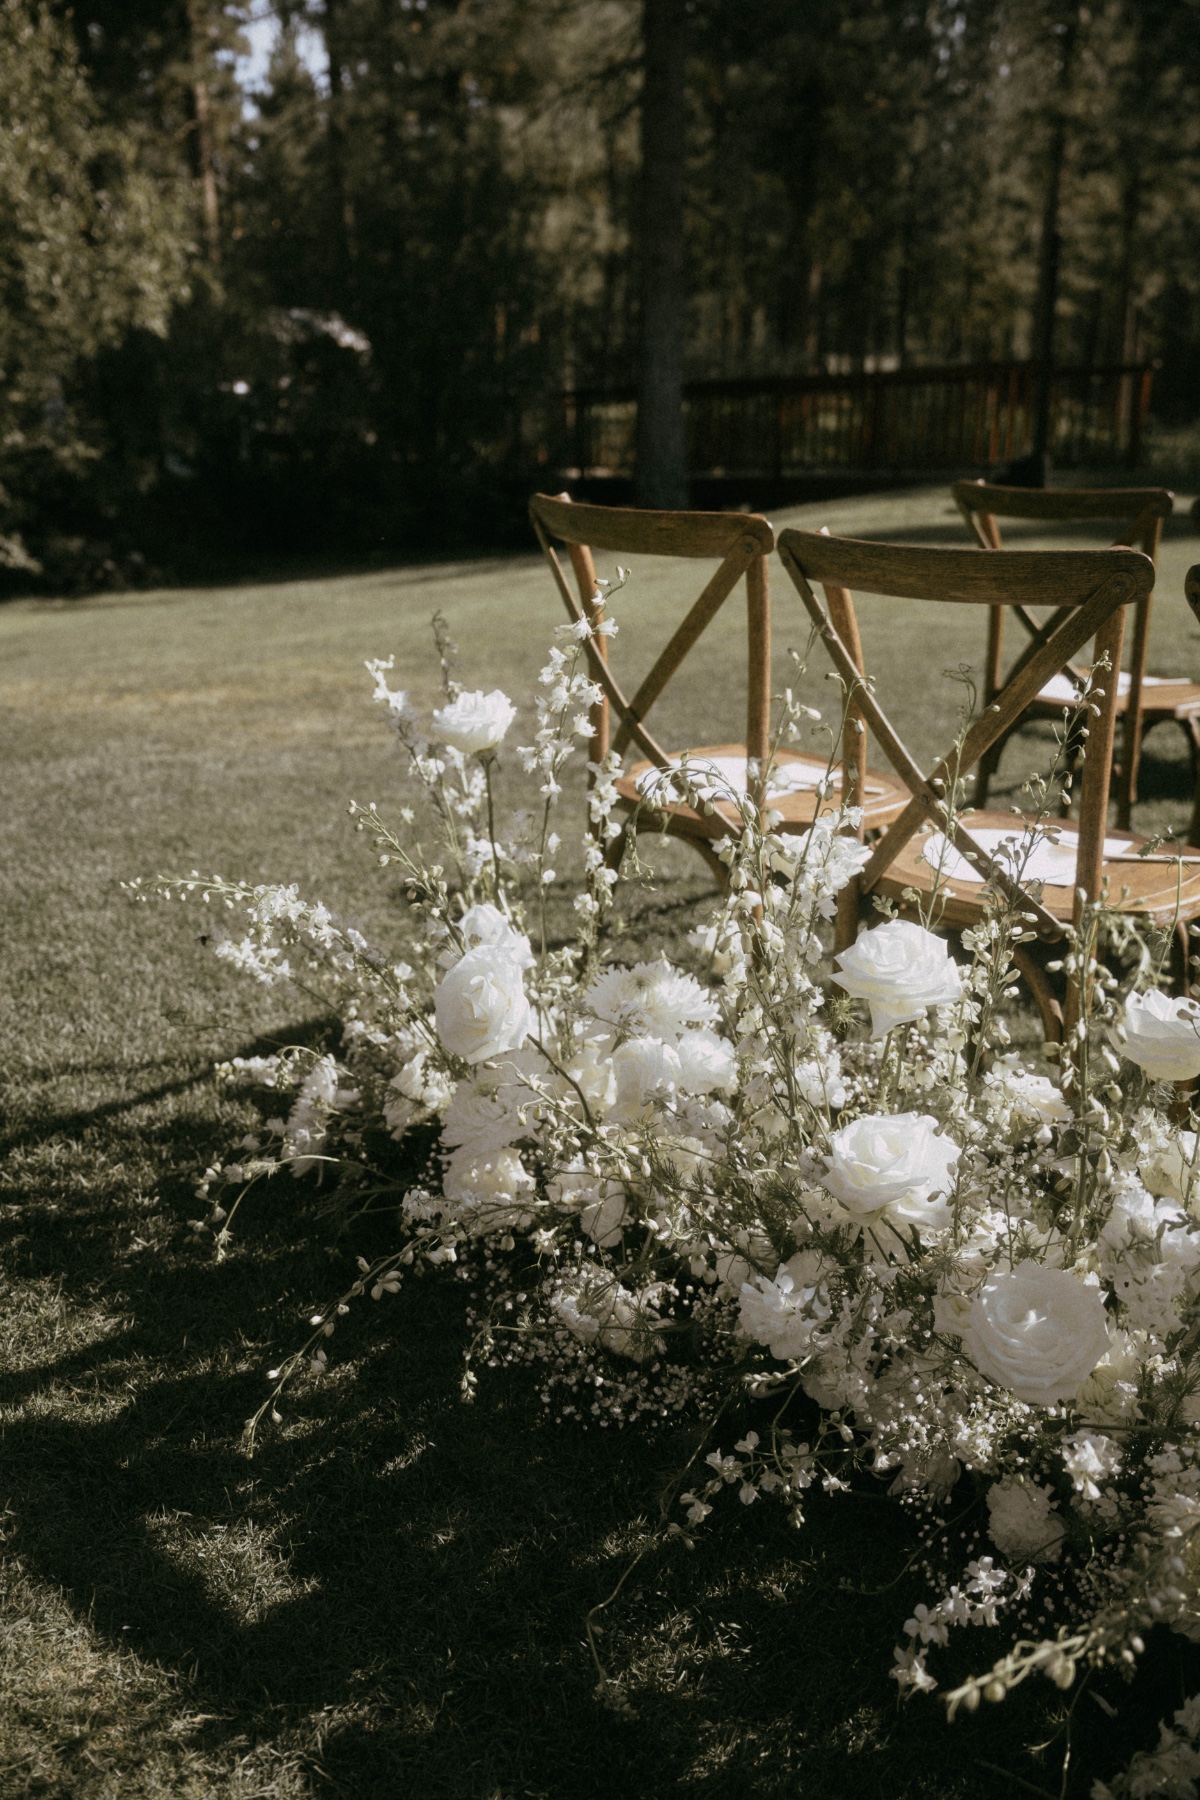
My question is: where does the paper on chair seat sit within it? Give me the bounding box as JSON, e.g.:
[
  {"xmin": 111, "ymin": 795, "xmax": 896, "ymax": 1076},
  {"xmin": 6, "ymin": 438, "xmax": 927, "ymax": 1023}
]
[
  {"xmin": 1038, "ymin": 670, "xmax": 1192, "ymax": 705},
  {"xmin": 635, "ymin": 754, "xmax": 831, "ymax": 805},
  {"xmin": 921, "ymin": 825, "xmax": 1134, "ymax": 886}
]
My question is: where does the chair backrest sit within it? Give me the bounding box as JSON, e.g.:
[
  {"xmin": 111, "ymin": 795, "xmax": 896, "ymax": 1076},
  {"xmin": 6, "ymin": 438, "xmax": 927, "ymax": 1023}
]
[
  {"xmin": 528, "ymin": 492, "xmax": 774, "ymax": 772},
  {"xmin": 954, "ymin": 480, "xmax": 1174, "ymax": 826},
  {"xmin": 776, "ymin": 527, "xmax": 1155, "ymax": 936}
]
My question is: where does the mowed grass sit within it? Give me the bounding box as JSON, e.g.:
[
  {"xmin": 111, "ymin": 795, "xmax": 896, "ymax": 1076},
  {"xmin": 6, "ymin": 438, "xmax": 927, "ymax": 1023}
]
[{"xmin": 2, "ymin": 486, "xmax": 1200, "ymax": 1798}]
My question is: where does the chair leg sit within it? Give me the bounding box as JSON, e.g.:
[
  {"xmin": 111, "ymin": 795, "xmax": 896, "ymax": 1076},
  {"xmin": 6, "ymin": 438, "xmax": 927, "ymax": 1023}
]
[
  {"xmin": 834, "ymin": 874, "xmax": 861, "ymax": 955},
  {"xmin": 604, "ymin": 824, "xmax": 630, "ymax": 874},
  {"xmin": 1187, "ymin": 718, "xmax": 1200, "ymax": 848},
  {"xmin": 974, "ymin": 741, "xmax": 1001, "ymax": 808},
  {"xmin": 1171, "ymin": 918, "xmax": 1193, "ymax": 997},
  {"xmin": 1013, "ymin": 943, "xmax": 1064, "ymax": 1045},
  {"xmin": 687, "ymin": 836, "xmax": 731, "ymax": 889}
]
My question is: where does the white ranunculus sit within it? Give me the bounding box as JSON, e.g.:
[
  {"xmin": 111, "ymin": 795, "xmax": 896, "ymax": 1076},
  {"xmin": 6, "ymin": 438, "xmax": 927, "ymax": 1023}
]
[
  {"xmin": 1120, "ymin": 990, "xmax": 1200, "ymax": 1083},
  {"xmin": 431, "ymin": 688, "xmax": 516, "ymax": 755},
  {"xmin": 610, "ymin": 1037, "xmax": 682, "ymax": 1120},
  {"xmin": 434, "ymin": 945, "xmax": 532, "ymax": 1064},
  {"xmin": 675, "ymin": 1027, "xmax": 737, "ymax": 1095},
  {"xmin": 441, "ymin": 1064, "xmax": 537, "ymax": 1157},
  {"xmin": 580, "ymin": 1186, "xmax": 630, "ymax": 1248},
  {"xmin": 455, "ymin": 902, "xmax": 534, "ymax": 968},
  {"xmin": 986, "ymin": 1062, "xmax": 1073, "ymax": 1129},
  {"xmin": 963, "ymin": 1263, "xmax": 1111, "ymax": 1407},
  {"xmin": 986, "ymin": 1475, "xmax": 1065, "ymax": 1564},
  {"xmin": 443, "ymin": 1144, "xmax": 536, "ymax": 1233},
  {"xmin": 1141, "ymin": 1131, "xmax": 1200, "ymax": 1206},
  {"xmin": 548, "ymin": 1163, "xmax": 629, "ymax": 1247},
  {"xmin": 738, "ymin": 1250, "xmax": 833, "ymax": 1361},
  {"xmin": 832, "ymin": 920, "xmax": 963, "ymax": 1038},
  {"xmin": 822, "ymin": 1112, "xmax": 961, "ymax": 1233}
]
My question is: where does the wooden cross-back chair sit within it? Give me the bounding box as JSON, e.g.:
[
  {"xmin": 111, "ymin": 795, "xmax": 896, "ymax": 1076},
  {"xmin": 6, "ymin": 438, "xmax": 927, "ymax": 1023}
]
[
  {"xmin": 777, "ymin": 527, "xmax": 1200, "ymax": 1041},
  {"xmin": 529, "ymin": 492, "xmax": 909, "ymax": 878},
  {"xmin": 954, "ymin": 481, "xmax": 1186, "ymax": 830}
]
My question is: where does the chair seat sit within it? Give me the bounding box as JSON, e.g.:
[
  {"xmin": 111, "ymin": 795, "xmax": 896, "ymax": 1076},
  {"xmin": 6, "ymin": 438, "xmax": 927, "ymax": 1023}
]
[
  {"xmin": 617, "ymin": 743, "xmax": 910, "ymax": 840},
  {"xmin": 1032, "ymin": 670, "xmax": 1200, "ymax": 717},
  {"xmin": 876, "ymin": 808, "xmax": 1200, "ymax": 929}
]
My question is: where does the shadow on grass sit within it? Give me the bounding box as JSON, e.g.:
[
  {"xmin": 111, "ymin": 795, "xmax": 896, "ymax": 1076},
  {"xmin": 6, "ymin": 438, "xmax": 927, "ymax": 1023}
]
[{"xmin": 2, "ymin": 1026, "xmax": 1198, "ymax": 1798}]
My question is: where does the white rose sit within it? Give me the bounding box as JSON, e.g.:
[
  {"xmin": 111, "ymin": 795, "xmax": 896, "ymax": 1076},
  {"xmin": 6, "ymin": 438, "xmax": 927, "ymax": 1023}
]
[
  {"xmin": 675, "ymin": 1027, "xmax": 737, "ymax": 1095},
  {"xmin": 431, "ymin": 688, "xmax": 516, "ymax": 755},
  {"xmin": 986, "ymin": 1475, "xmax": 1065, "ymax": 1564},
  {"xmin": 610, "ymin": 1037, "xmax": 682, "ymax": 1120},
  {"xmin": 963, "ymin": 1263, "xmax": 1111, "ymax": 1406},
  {"xmin": 822, "ymin": 1112, "xmax": 961, "ymax": 1233},
  {"xmin": 455, "ymin": 902, "xmax": 534, "ymax": 968},
  {"xmin": 832, "ymin": 919, "xmax": 962, "ymax": 1038},
  {"xmin": 434, "ymin": 945, "xmax": 532, "ymax": 1064},
  {"xmin": 1120, "ymin": 990, "xmax": 1200, "ymax": 1083}
]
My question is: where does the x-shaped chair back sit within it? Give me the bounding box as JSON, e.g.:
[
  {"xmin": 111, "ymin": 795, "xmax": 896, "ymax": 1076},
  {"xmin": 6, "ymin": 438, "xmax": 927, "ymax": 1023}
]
[
  {"xmin": 954, "ymin": 480, "xmax": 1173, "ymax": 825},
  {"xmin": 529, "ymin": 492, "xmax": 773, "ymax": 773},
  {"xmin": 776, "ymin": 528, "xmax": 1154, "ymax": 941}
]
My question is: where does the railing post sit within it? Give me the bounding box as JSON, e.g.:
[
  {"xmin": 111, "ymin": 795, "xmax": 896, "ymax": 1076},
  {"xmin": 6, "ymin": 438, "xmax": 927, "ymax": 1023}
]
[{"xmin": 1130, "ymin": 364, "xmax": 1155, "ymax": 470}]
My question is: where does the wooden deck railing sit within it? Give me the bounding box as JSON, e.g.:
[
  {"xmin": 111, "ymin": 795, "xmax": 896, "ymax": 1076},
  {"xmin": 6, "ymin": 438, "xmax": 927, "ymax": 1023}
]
[{"xmin": 558, "ymin": 360, "xmax": 1156, "ymax": 480}]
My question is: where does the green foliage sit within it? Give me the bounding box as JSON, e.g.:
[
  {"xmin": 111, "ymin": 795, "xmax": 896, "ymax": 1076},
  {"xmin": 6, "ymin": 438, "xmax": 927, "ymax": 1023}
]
[
  {"xmin": 0, "ymin": 0, "xmax": 191, "ymax": 573},
  {"xmin": 4, "ymin": 0, "xmax": 1200, "ymax": 583}
]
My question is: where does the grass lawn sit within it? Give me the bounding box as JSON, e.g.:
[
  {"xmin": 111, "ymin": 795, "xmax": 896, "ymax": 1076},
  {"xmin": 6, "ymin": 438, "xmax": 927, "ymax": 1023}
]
[{"xmin": 3, "ymin": 485, "xmax": 1200, "ymax": 1798}]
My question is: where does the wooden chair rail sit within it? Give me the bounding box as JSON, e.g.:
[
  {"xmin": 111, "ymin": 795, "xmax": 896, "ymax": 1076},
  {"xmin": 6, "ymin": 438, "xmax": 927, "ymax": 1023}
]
[
  {"xmin": 529, "ymin": 492, "xmax": 773, "ymax": 560},
  {"xmin": 952, "ymin": 481, "xmax": 1173, "ymax": 526},
  {"xmin": 528, "ymin": 491, "xmax": 775, "ymax": 778},
  {"xmin": 775, "ymin": 530, "xmax": 1153, "ymax": 609},
  {"xmin": 951, "ymin": 480, "xmax": 1173, "ymax": 828}
]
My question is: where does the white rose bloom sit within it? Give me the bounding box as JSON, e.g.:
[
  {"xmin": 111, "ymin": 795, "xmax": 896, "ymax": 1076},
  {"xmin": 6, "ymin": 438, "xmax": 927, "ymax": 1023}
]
[
  {"xmin": 822, "ymin": 1112, "xmax": 961, "ymax": 1233},
  {"xmin": 434, "ymin": 945, "xmax": 532, "ymax": 1064},
  {"xmin": 986, "ymin": 1475, "xmax": 1065, "ymax": 1564},
  {"xmin": 963, "ymin": 1263, "xmax": 1111, "ymax": 1406},
  {"xmin": 610, "ymin": 1037, "xmax": 682, "ymax": 1120},
  {"xmin": 443, "ymin": 1145, "xmax": 536, "ymax": 1233},
  {"xmin": 832, "ymin": 919, "xmax": 962, "ymax": 1038},
  {"xmin": 431, "ymin": 688, "xmax": 516, "ymax": 755},
  {"xmin": 1120, "ymin": 990, "xmax": 1200, "ymax": 1083},
  {"xmin": 455, "ymin": 902, "xmax": 534, "ymax": 968},
  {"xmin": 675, "ymin": 1027, "xmax": 737, "ymax": 1095}
]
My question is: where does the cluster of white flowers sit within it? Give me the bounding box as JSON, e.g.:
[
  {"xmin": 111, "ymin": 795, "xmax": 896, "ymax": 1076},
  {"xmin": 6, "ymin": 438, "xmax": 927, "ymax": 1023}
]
[{"xmin": 160, "ymin": 610, "xmax": 1200, "ymax": 1752}]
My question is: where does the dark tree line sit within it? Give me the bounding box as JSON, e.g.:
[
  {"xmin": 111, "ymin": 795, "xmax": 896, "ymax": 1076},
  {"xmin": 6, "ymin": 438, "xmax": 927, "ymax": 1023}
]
[{"xmin": 2, "ymin": 0, "xmax": 1199, "ymax": 586}]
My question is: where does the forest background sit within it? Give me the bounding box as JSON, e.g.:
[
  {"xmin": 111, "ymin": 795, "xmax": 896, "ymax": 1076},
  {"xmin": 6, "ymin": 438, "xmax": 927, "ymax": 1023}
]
[{"xmin": 2, "ymin": 0, "xmax": 1200, "ymax": 592}]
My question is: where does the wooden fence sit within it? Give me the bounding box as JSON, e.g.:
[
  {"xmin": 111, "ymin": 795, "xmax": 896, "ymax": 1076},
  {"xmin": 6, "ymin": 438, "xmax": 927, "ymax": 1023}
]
[{"xmin": 558, "ymin": 360, "xmax": 1156, "ymax": 481}]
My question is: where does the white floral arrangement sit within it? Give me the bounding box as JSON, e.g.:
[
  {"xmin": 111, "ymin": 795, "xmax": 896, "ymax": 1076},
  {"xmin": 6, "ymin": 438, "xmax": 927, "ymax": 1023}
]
[{"xmin": 139, "ymin": 601, "xmax": 1200, "ymax": 1762}]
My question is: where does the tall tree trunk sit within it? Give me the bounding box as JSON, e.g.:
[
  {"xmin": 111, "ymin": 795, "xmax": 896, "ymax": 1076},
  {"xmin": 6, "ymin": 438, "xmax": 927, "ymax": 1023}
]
[
  {"xmin": 186, "ymin": 0, "xmax": 220, "ymax": 264},
  {"xmin": 1029, "ymin": 7, "xmax": 1080, "ymax": 472},
  {"xmin": 322, "ymin": 0, "xmax": 356, "ymax": 298},
  {"xmin": 636, "ymin": 0, "xmax": 687, "ymax": 510}
]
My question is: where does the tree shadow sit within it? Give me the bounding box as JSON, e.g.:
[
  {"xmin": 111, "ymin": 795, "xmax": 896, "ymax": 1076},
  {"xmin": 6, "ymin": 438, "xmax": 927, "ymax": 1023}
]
[{"xmin": 3, "ymin": 1017, "xmax": 1197, "ymax": 1799}]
